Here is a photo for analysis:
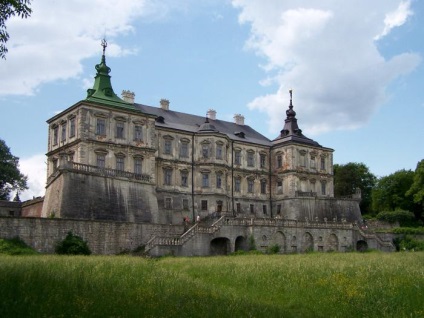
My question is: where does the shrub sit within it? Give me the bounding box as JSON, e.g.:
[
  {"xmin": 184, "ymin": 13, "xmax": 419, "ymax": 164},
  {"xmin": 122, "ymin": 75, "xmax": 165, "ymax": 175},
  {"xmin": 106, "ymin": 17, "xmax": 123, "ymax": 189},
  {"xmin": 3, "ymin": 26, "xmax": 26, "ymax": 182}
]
[
  {"xmin": 266, "ymin": 244, "xmax": 281, "ymax": 254},
  {"xmin": 248, "ymin": 235, "xmax": 256, "ymax": 251},
  {"xmin": 0, "ymin": 237, "xmax": 38, "ymax": 255},
  {"xmin": 376, "ymin": 210, "xmax": 417, "ymax": 226},
  {"xmin": 391, "ymin": 227, "xmax": 424, "ymax": 235},
  {"xmin": 393, "ymin": 235, "xmax": 424, "ymax": 252},
  {"xmin": 55, "ymin": 232, "xmax": 91, "ymax": 255}
]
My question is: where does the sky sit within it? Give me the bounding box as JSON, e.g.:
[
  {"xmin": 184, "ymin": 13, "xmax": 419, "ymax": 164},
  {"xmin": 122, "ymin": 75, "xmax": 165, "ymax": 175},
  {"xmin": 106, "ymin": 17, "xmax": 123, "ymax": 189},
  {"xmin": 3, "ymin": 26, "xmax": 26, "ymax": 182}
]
[{"xmin": 0, "ymin": 0, "xmax": 423, "ymax": 201}]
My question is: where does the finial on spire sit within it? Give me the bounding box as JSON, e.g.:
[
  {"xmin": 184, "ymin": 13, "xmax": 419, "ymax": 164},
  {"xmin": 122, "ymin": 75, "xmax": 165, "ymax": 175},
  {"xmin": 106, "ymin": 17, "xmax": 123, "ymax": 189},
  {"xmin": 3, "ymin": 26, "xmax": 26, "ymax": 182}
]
[
  {"xmin": 101, "ymin": 38, "xmax": 107, "ymax": 56},
  {"xmin": 289, "ymin": 89, "xmax": 293, "ymax": 107}
]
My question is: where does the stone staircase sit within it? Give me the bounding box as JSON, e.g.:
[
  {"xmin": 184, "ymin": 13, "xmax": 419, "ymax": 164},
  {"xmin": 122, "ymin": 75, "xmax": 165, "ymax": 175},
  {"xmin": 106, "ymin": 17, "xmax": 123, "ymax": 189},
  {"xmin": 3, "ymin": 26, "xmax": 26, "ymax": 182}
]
[
  {"xmin": 357, "ymin": 227, "xmax": 395, "ymax": 251},
  {"xmin": 143, "ymin": 215, "xmax": 226, "ymax": 255}
]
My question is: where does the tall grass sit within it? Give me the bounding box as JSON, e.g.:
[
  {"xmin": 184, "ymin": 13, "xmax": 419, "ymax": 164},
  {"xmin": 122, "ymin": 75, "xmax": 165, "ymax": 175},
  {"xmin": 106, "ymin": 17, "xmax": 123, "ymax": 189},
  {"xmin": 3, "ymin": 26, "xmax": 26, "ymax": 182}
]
[{"xmin": 0, "ymin": 252, "xmax": 423, "ymax": 317}]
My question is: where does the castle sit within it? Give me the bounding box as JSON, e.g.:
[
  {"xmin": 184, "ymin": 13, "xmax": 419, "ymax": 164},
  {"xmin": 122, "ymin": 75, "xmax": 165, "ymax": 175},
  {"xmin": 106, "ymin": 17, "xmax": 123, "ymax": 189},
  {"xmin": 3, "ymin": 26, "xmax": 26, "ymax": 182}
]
[{"xmin": 1, "ymin": 42, "xmax": 394, "ymax": 255}]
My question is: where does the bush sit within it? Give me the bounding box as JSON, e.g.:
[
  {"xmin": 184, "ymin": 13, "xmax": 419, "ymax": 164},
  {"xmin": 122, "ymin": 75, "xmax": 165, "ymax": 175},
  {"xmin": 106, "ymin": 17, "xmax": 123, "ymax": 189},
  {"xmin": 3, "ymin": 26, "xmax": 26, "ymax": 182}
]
[
  {"xmin": 375, "ymin": 210, "xmax": 417, "ymax": 226},
  {"xmin": 248, "ymin": 235, "xmax": 256, "ymax": 251},
  {"xmin": 393, "ymin": 235, "xmax": 424, "ymax": 252},
  {"xmin": 55, "ymin": 232, "xmax": 91, "ymax": 255},
  {"xmin": 391, "ymin": 227, "xmax": 424, "ymax": 235},
  {"xmin": 266, "ymin": 244, "xmax": 281, "ymax": 254},
  {"xmin": 0, "ymin": 237, "xmax": 38, "ymax": 255}
]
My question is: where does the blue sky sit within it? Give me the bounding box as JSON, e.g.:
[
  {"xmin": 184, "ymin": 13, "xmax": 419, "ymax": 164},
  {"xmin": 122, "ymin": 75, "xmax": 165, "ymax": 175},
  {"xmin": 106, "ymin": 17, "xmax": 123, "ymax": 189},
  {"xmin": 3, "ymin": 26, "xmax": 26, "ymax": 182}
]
[{"xmin": 0, "ymin": 0, "xmax": 423, "ymax": 200}]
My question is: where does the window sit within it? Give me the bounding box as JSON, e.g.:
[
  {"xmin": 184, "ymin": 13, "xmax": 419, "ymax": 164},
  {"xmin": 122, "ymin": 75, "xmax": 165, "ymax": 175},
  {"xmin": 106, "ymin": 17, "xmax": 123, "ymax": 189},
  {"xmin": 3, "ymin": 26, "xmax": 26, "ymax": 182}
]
[
  {"xmin": 216, "ymin": 173, "xmax": 222, "ymax": 189},
  {"xmin": 53, "ymin": 126, "xmax": 58, "ymax": 145},
  {"xmin": 180, "ymin": 142, "xmax": 189, "ymax": 158},
  {"xmin": 68, "ymin": 153, "xmax": 74, "ymax": 162},
  {"xmin": 261, "ymin": 180, "xmax": 267, "ymax": 194},
  {"xmin": 97, "ymin": 154, "xmax": 105, "ymax": 168},
  {"xmin": 116, "ymin": 156, "xmax": 124, "ymax": 171},
  {"xmin": 277, "ymin": 181, "xmax": 283, "ymax": 194},
  {"xmin": 202, "ymin": 144, "xmax": 209, "ymax": 159},
  {"xmin": 234, "ymin": 150, "xmax": 241, "ymax": 165},
  {"xmin": 202, "ymin": 173, "xmax": 209, "ymax": 188},
  {"xmin": 201, "ymin": 200, "xmax": 208, "ymax": 211},
  {"xmin": 61, "ymin": 123, "xmax": 67, "ymax": 142},
  {"xmin": 116, "ymin": 122, "xmax": 125, "ymax": 139},
  {"xmin": 247, "ymin": 151, "xmax": 254, "ymax": 167},
  {"xmin": 236, "ymin": 203, "xmax": 241, "ymax": 213},
  {"xmin": 182, "ymin": 199, "xmax": 189, "ymax": 210},
  {"xmin": 164, "ymin": 168, "xmax": 172, "ymax": 185},
  {"xmin": 300, "ymin": 152, "xmax": 306, "ymax": 167},
  {"xmin": 216, "ymin": 144, "xmax": 223, "ymax": 159},
  {"xmin": 250, "ymin": 204, "xmax": 254, "ymax": 214},
  {"xmin": 277, "ymin": 155, "xmax": 282, "ymax": 168},
  {"xmin": 165, "ymin": 198, "xmax": 172, "ymax": 209},
  {"xmin": 164, "ymin": 140, "xmax": 172, "ymax": 155},
  {"xmin": 321, "ymin": 157, "xmax": 326, "ymax": 170},
  {"xmin": 321, "ymin": 181, "xmax": 326, "ymax": 195},
  {"xmin": 134, "ymin": 125, "xmax": 142, "ymax": 141},
  {"xmin": 69, "ymin": 118, "xmax": 76, "ymax": 137},
  {"xmin": 310, "ymin": 156, "xmax": 316, "ymax": 169},
  {"xmin": 181, "ymin": 171, "xmax": 188, "ymax": 187},
  {"xmin": 277, "ymin": 204, "xmax": 282, "ymax": 215},
  {"xmin": 134, "ymin": 157, "xmax": 142, "ymax": 174},
  {"xmin": 260, "ymin": 154, "xmax": 266, "ymax": 168},
  {"xmin": 53, "ymin": 158, "xmax": 58, "ymax": 170},
  {"xmin": 247, "ymin": 179, "xmax": 254, "ymax": 193},
  {"xmin": 96, "ymin": 118, "xmax": 106, "ymax": 135},
  {"xmin": 263, "ymin": 205, "xmax": 267, "ymax": 215},
  {"xmin": 234, "ymin": 177, "xmax": 241, "ymax": 192}
]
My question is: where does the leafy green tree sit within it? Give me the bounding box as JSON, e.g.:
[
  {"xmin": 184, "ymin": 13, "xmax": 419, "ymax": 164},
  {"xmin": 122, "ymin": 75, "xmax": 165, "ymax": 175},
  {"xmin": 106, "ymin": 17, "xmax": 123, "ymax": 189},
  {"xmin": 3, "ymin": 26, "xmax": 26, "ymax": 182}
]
[
  {"xmin": 372, "ymin": 169, "xmax": 418, "ymax": 215},
  {"xmin": 0, "ymin": 139, "xmax": 28, "ymax": 200},
  {"xmin": 0, "ymin": 0, "xmax": 32, "ymax": 59},
  {"xmin": 333, "ymin": 162, "xmax": 376, "ymax": 214},
  {"xmin": 406, "ymin": 159, "xmax": 424, "ymax": 220}
]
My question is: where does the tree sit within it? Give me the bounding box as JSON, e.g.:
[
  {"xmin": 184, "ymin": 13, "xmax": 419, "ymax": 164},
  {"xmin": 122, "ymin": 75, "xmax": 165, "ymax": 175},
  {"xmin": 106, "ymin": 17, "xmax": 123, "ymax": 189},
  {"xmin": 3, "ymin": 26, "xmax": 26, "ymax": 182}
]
[
  {"xmin": 0, "ymin": 0, "xmax": 32, "ymax": 59},
  {"xmin": 371, "ymin": 169, "xmax": 418, "ymax": 215},
  {"xmin": 333, "ymin": 162, "xmax": 376, "ymax": 214},
  {"xmin": 406, "ymin": 159, "xmax": 424, "ymax": 220},
  {"xmin": 0, "ymin": 139, "xmax": 28, "ymax": 200}
]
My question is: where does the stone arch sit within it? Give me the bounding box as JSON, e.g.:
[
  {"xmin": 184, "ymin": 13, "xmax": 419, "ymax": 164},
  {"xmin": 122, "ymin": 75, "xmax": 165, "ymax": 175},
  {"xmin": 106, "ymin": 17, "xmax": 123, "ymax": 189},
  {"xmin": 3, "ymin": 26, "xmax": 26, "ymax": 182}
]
[
  {"xmin": 327, "ymin": 234, "xmax": 339, "ymax": 252},
  {"xmin": 210, "ymin": 237, "xmax": 231, "ymax": 255},
  {"xmin": 272, "ymin": 231, "xmax": 286, "ymax": 253},
  {"xmin": 356, "ymin": 240, "xmax": 368, "ymax": 252},
  {"xmin": 235, "ymin": 236, "xmax": 248, "ymax": 252},
  {"xmin": 302, "ymin": 232, "xmax": 314, "ymax": 252}
]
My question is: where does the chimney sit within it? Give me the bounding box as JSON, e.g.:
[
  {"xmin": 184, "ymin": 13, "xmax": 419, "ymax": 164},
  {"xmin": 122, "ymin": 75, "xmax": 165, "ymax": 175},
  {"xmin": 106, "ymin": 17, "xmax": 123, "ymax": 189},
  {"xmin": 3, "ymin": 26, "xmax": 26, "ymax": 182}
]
[
  {"xmin": 121, "ymin": 90, "xmax": 135, "ymax": 104},
  {"xmin": 160, "ymin": 99, "xmax": 170, "ymax": 110},
  {"xmin": 207, "ymin": 109, "xmax": 216, "ymax": 120},
  {"xmin": 233, "ymin": 114, "xmax": 245, "ymax": 125}
]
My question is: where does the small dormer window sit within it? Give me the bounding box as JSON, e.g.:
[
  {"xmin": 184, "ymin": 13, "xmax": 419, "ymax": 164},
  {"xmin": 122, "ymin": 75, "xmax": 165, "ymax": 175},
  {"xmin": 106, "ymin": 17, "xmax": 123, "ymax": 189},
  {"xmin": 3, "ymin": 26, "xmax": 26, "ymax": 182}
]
[
  {"xmin": 235, "ymin": 131, "xmax": 245, "ymax": 138},
  {"xmin": 156, "ymin": 116, "xmax": 165, "ymax": 123}
]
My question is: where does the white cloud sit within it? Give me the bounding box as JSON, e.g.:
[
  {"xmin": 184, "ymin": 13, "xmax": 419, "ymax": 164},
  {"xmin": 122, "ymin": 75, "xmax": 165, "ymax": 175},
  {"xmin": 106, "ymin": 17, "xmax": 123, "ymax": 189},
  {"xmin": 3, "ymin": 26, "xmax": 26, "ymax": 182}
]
[
  {"xmin": 232, "ymin": 0, "xmax": 421, "ymax": 136},
  {"xmin": 376, "ymin": 0, "xmax": 413, "ymax": 39},
  {"xmin": 19, "ymin": 154, "xmax": 47, "ymax": 201},
  {"xmin": 0, "ymin": 0, "xmax": 154, "ymax": 97}
]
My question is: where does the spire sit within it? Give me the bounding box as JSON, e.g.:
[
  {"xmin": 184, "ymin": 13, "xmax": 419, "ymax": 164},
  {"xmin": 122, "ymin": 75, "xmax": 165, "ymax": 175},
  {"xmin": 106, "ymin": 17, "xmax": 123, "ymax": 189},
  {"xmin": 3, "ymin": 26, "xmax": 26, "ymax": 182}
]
[
  {"xmin": 85, "ymin": 39, "xmax": 133, "ymax": 109},
  {"xmin": 273, "ymin": 89, "xmax": 321, "ymax": 147}
]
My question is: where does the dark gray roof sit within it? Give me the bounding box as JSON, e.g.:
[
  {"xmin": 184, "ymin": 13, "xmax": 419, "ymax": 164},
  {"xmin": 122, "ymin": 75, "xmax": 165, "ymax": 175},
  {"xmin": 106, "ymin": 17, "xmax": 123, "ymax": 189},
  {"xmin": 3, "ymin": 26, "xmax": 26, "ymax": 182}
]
[{"xmin": 135, "ymin": 104, "xmax": 273, "ymax": 146}]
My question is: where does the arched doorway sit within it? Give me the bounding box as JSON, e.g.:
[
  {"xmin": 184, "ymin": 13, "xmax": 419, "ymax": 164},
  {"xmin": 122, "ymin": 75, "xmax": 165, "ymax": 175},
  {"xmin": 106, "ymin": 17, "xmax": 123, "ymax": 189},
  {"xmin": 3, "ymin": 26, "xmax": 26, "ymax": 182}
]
[
  {"xmin": 235, "ymin": 236, "xmax": 248, "ymax": 252},
  {"xmin": 356, "ymin": 240, "xmax": 368, "ymax": 252},
  {"xmin": 327, "ymin": 234, "xmax": 339, "ymax": 252},
  {"xmin": 210, "ymin": 237, "xmax": 231, "ymax": 255},
  {"xmin": 302, "ymin": 232, "xmax": 314, "ymax": 252}
]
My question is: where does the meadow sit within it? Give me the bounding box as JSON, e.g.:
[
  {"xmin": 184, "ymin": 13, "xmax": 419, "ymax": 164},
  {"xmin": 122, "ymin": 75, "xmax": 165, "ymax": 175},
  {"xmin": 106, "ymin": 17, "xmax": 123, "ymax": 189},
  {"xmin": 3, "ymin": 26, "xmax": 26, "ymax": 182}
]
[{"xmin": 0, "ymin": 252, "xmax": 423, "ymax": 317}]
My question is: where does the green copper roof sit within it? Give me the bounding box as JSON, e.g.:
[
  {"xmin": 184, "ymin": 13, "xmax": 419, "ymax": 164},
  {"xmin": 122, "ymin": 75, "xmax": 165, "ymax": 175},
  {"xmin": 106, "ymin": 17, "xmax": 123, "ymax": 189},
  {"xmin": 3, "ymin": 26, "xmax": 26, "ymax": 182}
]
[{"xmin": 85, "ymin": 40, "xmax": 134, "ymax": 109}]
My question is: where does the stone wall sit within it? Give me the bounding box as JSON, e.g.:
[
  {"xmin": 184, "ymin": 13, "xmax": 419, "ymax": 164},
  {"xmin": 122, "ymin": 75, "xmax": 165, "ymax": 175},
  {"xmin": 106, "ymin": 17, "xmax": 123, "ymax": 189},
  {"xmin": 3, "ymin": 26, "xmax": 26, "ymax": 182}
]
[
  {"xmin": 0, "ymin": 217, "xmax": 183, "ymax": 254},
  {"xmin": 42, "ymin": 169, "xmax": 159, "ymax": 223}
]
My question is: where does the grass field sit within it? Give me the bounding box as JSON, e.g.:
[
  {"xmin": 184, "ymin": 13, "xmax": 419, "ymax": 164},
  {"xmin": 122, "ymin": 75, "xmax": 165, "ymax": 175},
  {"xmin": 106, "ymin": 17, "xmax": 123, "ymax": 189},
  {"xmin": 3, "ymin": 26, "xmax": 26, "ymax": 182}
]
[{"xmin": 0, "ymin": 252, "xmax": 423, "ymax": 317}]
